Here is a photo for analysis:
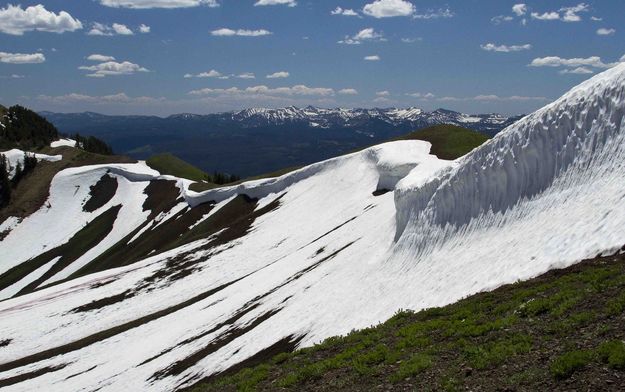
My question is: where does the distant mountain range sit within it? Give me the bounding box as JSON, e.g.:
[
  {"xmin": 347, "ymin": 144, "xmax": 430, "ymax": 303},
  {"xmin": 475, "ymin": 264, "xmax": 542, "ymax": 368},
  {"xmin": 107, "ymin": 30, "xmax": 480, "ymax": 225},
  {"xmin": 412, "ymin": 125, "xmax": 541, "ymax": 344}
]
[{"xmin": 41, "ymin": 107, "xmax": 523, "ymax": 177}]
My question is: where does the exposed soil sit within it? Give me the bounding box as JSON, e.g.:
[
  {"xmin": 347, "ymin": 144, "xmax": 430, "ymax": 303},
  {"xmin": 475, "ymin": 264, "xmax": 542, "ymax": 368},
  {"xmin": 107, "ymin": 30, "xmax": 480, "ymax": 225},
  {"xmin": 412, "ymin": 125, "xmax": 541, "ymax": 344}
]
[
  {"xmin": 67, "ymin": 180, "xmax": 202, "ymax": 279},
  {"xmin": 148, "ymin": 237, "xmax": 352, "ymax": 383},
  {"xmin": 0, "ymin": 228, "xmax": 11, "ymax": 241},
  {"xmin": 0, "ymin": 364, "xmax": 68, "ymax": 388},
  {"xmin": 68, "ymin": 290, "xmax": 134, "ymax": 314},
  {"xmin": 64, "ymin": 365, "xmax": 97, "ymax": 381},
  {"xmin": 152, "ymin": 308, "xmax": 283, "ymax": 381},
  {"xmin": 136, "ymin": 193, "xmax": 286, "ymax": 293},
  {"xmin": 0, "ymin": 205, "xmax": 122, "ymax": 295},
  {"xmin": 179, "ymin": 335, "xmax": 304, "ymax": 392},
  {"xmin": 0, "ymin": 275, "xmax": 249, "ymax": 374},
  {"xmin": 0, "ymin": 193, "xmax": 287, "ymax": 373},
  {"xmin": 299, "ymin": 216, "xmax": 358, "ymax": 250},
  {"xmin": 83, "ymin": 174, "xmax": 118, "ymax": 212},
  {"xmin": 372, "ymin": 189, "xmax": 391, "ymax": 196},
  {"xmin": 142, "ymin": 179, "xmax": 182, "ymax": 219}
]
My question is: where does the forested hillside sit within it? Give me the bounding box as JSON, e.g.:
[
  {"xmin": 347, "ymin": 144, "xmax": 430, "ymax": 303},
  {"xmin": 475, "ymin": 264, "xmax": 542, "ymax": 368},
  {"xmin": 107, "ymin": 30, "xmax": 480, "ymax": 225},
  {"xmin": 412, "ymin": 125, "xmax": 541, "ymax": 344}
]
[{"xmin": 0, "ymin": 105, "xmax": 58, "ymax": 150}]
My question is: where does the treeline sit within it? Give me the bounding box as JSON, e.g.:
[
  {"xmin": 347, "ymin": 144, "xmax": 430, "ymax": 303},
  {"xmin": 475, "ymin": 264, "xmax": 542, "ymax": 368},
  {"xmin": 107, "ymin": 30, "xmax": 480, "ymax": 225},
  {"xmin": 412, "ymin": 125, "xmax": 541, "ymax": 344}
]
[
  {"xmin": 211, "ymin": 171, "xmax": 240, "ymax": 185},
  {"xmin": 0, "ymin": 104, "xmax": 114, "ymax": 155},
  {"xmin": 71, "ymin": 133, "xmax": 113, "ymax": 155},
  {"xmin": 0, "ymin": 152, "xmax": 37, "ymax": 208},
  {"xmin": 0, "ymin": 105, "xmax": 58, "ymax": 150}
]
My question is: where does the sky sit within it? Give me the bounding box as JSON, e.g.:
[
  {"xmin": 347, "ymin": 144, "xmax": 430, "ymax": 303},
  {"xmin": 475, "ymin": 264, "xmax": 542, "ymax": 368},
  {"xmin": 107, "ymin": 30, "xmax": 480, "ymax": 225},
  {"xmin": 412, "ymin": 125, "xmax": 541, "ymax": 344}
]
[{"xmin": 0, "ymin": 0, "xmax": 623, "ymax": 116}]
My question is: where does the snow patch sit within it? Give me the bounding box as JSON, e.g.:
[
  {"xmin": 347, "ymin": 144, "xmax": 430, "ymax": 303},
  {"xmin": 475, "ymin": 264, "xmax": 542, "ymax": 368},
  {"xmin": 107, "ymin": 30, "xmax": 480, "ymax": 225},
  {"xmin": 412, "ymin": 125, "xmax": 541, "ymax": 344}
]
[
  {"xmin": 0, "ymin": 149, "xmax": 62, "ymax": 179},
  {"xmin": 50, "ymin": 138, "xmax": 77, "ymax": 148}
]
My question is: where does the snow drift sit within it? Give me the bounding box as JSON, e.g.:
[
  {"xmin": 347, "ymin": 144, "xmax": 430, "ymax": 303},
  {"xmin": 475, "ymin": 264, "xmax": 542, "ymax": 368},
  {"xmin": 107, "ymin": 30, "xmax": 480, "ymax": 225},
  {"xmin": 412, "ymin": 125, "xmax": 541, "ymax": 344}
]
[
  {"xmin": 0, "ymin": 64, "xmax": 623, "ymax": 391},
  {"xmin": 394, "ymin": 63, "xmax": 625, "ymax": 274},
  {"xmin": 0, "ymin": 149, "xmax": 61, "ymax": 179}
]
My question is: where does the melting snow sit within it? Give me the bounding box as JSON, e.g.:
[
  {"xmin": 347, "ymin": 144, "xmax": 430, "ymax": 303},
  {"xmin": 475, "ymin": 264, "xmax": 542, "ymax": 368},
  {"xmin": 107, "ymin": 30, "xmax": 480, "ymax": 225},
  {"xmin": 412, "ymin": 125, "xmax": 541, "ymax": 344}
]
[{"xmin": 0, "ymin": 64, "xmax": 624, "ymax": 391}]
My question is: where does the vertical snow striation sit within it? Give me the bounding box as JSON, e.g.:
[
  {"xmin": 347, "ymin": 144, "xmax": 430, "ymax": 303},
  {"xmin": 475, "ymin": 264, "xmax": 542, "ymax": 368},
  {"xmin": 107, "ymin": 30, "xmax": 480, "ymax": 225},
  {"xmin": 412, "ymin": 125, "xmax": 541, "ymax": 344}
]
[{"xmin": 394, "ymin": 63, "xmax": 625, "ymax": 265}]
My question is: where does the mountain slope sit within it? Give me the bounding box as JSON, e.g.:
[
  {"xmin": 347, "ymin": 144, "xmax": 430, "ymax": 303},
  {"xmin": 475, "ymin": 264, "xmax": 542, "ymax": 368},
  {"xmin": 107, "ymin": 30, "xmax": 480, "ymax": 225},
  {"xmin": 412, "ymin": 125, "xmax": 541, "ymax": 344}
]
[
  {"xmin": 0, "ymin": 64, "xmax": 623, "ymax": 391},
  {"xmin": 193, "ymin": 250, "xmax": 625, "ymax": 391},
  {"xmin": 146, "ymin": 153, "xmax": 210, "ymax": 182}
]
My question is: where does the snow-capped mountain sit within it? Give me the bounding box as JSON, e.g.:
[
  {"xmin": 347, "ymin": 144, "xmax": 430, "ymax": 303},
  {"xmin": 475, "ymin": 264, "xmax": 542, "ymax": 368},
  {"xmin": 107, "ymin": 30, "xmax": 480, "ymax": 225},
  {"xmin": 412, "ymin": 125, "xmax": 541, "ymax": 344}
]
[
  {"xmin": 1, "ymin": 64, "xmax": 624, "ymax": 391},
  {"xmin": 226, "ymin": 106, "xmax": 519, "ymax": 135}
]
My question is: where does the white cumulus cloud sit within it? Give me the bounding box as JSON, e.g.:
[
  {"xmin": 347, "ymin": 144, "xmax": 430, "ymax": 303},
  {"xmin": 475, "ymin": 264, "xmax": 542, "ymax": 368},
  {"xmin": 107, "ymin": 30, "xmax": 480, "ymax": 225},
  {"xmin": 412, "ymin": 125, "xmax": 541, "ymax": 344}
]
[
  {"xmin": 338, "ymin": 88, "xmax": 358, "ymax": 95},
  {"xmin": 512, "ymin": 4, "xmax": 527, "ymax": 16},
  {"xmin": 189, "ymin": 85, "xmax": 335, "ymax": 97},
  {"xmin": 236, "ymin": 72, "xmax": 256, "ymax": 79},
  {"xmin": 184, "ymin": 69, "xmax": 223, "ymax": 78},
  {"xmin": 596, "ymin": 28, "xmax": 615, "ymax": 36},
  {"xmin": 531, "ymin": 11, "xmax": 560, "ymax": 21},
  {"xmin": 79, "ymin": 60, "xmax": 149, "ymax": 77},
  {"xmin": 413, "ymin": 8, "xmax": 453, "ymax": 19},
  {"xmin": 139, "ymin": 24, "xmax": 151, "ymax": 33},
  {"xmin": 0, "ymin": 52, "xmax": 45, "ymax": 64},
  {"xmin": 113, "ymin": 23, "xmax": 133, "ymax": 35},
  {"xmin": 254, "ymin": 0, "xmax": 296, "ymax": 7},
  {"xmin": 364, "ymin": 55, "xmax": 380, "ymax": 61},
  {"xmin": 531, "ymin": 3, "xmax": 589, "ymax": 22},
  {"xmin": 99, "ymin": 0, "xmax": 219, "ymax": 9},
  {"xmin": 211, "ymin": 28, "xmax": 272, "ymax": 37},
  {"xmin": 338, "ymin": 28, "xmax": 384, "ymax": 45},
  {"xmin": 406, "ymin": 92, "xmax": 434, "ymax": 99},
  {"xmin": 529, "ymin": 56, "xmax": 617, "ymax": 69},
  {"xmin": 88, "ymin": 22, "xmax": 135, "ymax": 36},
  {"xmin": 559, "ymin": 66, "xmax": 594, "ymax": 74},
  {"xmin": 87, "ymin": 54, "xmax": 116, "ymax": 62},
  {"xmin": 331, "ymin": 7, "xmax": 359, "ymax": 16},
  {"xmin": 38, "ymin": 92, "xmax": 165, "ymax": 105},
  {"xmin": 266, "ymin": 71, "xmax": 290, "ymax": 79},
  {"xmin": 491, "ymin": 15, "xmax": 514, "ymax": 24},
  {"xmin": 363, "ymin": 0, "xmax": 415, "ymax": 18},
  {"xmin": 185, "ymin": 70, "xmax": 256, "ymax": 79},
  {"xmin": 0, "ymin": 4, "xmax": 82, "ymax": 35},
  {"xmin": 481, "ymin": 43, "xmax": 532, "ymax": 52}
]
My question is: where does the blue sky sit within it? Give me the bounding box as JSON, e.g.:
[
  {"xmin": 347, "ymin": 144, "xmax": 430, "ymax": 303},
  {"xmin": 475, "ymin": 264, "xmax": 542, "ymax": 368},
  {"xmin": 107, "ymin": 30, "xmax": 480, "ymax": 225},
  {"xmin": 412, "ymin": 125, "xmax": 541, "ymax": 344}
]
[{"xmin": 0, "ymin": 0, "xmax": 623, "ymax": 115}]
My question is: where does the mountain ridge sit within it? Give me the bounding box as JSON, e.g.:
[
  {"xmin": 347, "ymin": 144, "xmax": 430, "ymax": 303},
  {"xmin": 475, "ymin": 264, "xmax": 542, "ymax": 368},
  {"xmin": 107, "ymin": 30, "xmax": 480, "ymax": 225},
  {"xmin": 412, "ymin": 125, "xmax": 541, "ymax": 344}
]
[
  {"xmin": 40, "ymin": 106, "xmax": 522, "ymax": 136},
  {"xmin": 40, "ymin": 107, "xmax": 522, "ymax": 177}
]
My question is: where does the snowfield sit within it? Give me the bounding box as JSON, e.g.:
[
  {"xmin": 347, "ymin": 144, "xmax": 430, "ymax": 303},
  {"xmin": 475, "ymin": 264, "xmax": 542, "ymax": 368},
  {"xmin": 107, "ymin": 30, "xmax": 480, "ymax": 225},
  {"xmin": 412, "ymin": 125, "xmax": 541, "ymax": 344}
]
[
  {"xmin": 0, "ymin": 149, "xmax": 61, "ymax": 179},
  {"xmin": 0, "ymin": 64, "xmax": 624, "ymax": 391}
]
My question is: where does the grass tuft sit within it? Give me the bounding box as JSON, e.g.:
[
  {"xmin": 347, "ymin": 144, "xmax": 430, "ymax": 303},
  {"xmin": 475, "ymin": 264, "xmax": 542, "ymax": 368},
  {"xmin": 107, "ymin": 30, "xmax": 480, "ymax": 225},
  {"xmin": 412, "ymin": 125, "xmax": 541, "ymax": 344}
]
[{"xmin": 550, "ymin": 350, "xmax": 594, "ymax": 379}]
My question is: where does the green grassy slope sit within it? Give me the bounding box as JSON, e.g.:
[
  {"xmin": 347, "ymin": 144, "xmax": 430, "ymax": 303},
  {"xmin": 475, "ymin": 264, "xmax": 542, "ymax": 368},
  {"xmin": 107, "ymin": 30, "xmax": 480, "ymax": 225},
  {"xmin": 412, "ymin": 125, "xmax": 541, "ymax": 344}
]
[
  {"xmin": 146, "ymin": 153, "xmax": 210, "ymax": 182},
  {"xmin": 396, "ymin": 124, "xmax": 490, "ymax": 160},
  {"xmin": 191, "ymin": 250, "xmax": 625, "ymax": 391}
]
